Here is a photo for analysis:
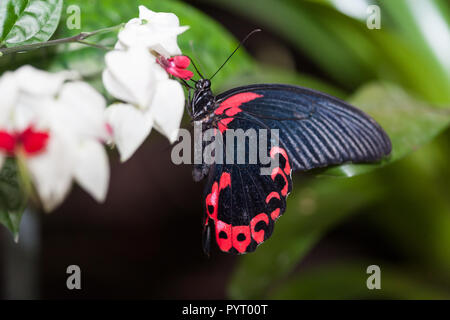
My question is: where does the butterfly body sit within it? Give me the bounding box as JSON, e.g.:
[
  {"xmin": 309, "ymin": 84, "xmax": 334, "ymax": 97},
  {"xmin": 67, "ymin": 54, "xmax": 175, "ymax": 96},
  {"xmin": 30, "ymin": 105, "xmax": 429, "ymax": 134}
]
[
  {"xmin": 187, "ymin": 81, "xmax": 391, "ymax": 255},
  {"xmin": 190, "ymin": 79, "xmax": 216, "ymax": 121}
]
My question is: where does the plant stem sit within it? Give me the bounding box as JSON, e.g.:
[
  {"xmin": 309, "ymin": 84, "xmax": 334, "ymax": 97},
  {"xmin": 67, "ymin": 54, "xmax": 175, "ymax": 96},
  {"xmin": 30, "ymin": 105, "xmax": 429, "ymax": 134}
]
[{"xmin": 0, "ymin": 24, "xmax": 124, "ymax": 56}]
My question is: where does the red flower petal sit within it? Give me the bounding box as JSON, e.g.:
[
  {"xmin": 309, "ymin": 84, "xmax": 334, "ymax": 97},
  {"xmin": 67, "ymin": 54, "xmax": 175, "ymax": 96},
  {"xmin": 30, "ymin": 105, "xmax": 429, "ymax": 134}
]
[
  {"xmin": 157, "ymin": 55, "xmax": 193, "ymax": 80},
  {"xmin": 19, "ymin": 127, "xmax": 50, "ymax": 155},
  {"xmin": 172, "ymin": 55, "xmax": 191, "ymax": 69},
  {"xmin": 167, "ymin": 67, "xmax": 194, "ymax": 80},
  {"xmin": 0, "ymin": 131, "xmax": 16, "ymax": 154}
]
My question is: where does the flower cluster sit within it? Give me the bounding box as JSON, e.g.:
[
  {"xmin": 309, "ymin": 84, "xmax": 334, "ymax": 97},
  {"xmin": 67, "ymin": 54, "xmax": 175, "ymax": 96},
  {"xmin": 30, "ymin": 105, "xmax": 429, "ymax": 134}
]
[
  {"xmin": 0, "ymin": 66, "xmax": 110, "ymax": 211},
  {"xmin": 0, "ymin": 6, "xmax": 192, "ymax": 211},
  {"xmin": 104, "ymin": 5, "xmax": 192, "ymax": 162}
]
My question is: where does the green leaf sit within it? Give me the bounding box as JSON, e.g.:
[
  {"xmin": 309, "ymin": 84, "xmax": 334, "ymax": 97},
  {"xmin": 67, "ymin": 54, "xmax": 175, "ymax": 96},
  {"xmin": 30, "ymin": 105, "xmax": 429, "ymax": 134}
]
[
  {"xmin": 0, "ymin": 158, "xmax": 28, "ymax": 241},
  {"xmin": 228, "ymin": 173, "xmax": 386, "ymax": 299},
  {"xmin": 322, "ymin": 82, "xmax": 450, "ymax": 177},
  {"xmin": 367, "ymin": 133, "xmax": 450, "ymax": 272},
  {"xmin": 218, "ymin": 64, "xmax": 346, "ymax": 99},
  {"xmin": 48, "ymin": 0, "xmax": 253, "ymax": 93},
  {"xmin": 199, "ymin": 0, "xmax": 368, "ymax": 89},
  {"xmin": 201, "ymin": 0, "xmax": 450, "ymax": 103},
  {"xmin": 0, "ymin": 0, "xmax": 63, "ymax": 47}
]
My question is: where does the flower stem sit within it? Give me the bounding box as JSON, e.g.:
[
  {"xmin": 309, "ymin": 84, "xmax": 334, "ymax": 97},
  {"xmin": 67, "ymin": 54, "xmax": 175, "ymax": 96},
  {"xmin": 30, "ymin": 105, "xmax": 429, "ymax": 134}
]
[{"xmin": 0, "ymin": 23, "xmax": 124, "ymax": 57}]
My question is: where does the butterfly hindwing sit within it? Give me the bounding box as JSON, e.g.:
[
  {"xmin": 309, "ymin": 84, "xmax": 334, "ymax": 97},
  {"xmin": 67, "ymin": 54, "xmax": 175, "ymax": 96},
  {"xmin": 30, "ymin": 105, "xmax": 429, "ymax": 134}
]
[{"xmin": 202, "ymin": 119, "xmax": 292, "ymax": 254}]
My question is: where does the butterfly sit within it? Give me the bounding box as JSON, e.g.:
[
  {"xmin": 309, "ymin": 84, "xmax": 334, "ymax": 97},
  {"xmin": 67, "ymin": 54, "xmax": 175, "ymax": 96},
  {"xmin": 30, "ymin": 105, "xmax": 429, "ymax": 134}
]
[{"xmin": 178, "ymin": 32, "xmax": 391, "ymax": 255}]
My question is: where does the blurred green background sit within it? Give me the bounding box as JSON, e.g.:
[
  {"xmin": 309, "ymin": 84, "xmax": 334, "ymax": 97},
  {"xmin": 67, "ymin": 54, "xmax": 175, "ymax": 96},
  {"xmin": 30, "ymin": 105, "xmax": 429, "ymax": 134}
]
[{"xmin": 1, "ymin": 0, "xmax": 449, "ymax": 299}]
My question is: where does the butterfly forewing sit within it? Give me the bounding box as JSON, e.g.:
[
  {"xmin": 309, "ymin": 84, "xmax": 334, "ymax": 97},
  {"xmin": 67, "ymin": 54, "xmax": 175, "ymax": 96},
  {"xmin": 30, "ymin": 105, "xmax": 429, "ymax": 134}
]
[{"xmin": 215, "ymin": 84, "xmax": 391, "ymax": 170}]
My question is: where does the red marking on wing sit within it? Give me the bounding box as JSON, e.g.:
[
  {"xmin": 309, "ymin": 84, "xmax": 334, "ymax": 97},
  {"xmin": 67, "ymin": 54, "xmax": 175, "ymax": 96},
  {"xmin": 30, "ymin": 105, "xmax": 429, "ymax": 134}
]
[
  {"xmin": 271, "ymin": 167, "xmax": 289, "ymax": 196},
  {"xmin": 219, "ymin": 172, "xmax": 231, "ymax": 190},
  {"xmin": 216, "ymin": 220, "xmax": 232, "ymax": 252},
  {"xmin": 266, "ymin": 191, "xmax": 282, "ymax": 221},
  {"xmin": 205, "ymin": 182, "xmax": 219, "ymax": 224},
  {"xmin": 218, "ymin": 118, "xmax": 234, "ymax": 133},
  {"xmin": 250, "ymin": 213, "xmax": 269, "ymax": 244},
  {"xmin": 225, "ymin": 108, "xmax": 240, "ymax": 117},
  {"xmin": 270, "ymin": 209, "xmax": 281, "ymax": 220},
  {"xmin": 215, "ymin": 92, "xmax": 263, "ymax": 116},
  {"xmin": 231, "ymin": 225, "xmax": 251, "ymax": 253},
  {"xmin": 270, "ymin": 146, "xmax": 291, "ymax": 175},
  {"xmin": 265, "ymin": 191, "xmax": 281, "ymax": 204},
  {"xmin": 206, "ymin": 172, "xmax": 230, "ymax": 219}
]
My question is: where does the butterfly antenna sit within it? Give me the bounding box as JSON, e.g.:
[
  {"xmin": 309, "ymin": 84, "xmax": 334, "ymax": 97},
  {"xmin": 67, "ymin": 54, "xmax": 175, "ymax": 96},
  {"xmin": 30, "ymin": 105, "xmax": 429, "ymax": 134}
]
[
  {"xmin": 209, "ymin": 28, "xmax": 261, "ymax": 80},
  {"xmin": 188, "ymin": 40, "xmax": 206, "ymax": 80},
  {"xmin": 190, "ymin": 58, "xmax": 204, "ymax": 80},
  {"xmin": 180, "ymin": 78, "xmax": 193, "ymax": 89}
]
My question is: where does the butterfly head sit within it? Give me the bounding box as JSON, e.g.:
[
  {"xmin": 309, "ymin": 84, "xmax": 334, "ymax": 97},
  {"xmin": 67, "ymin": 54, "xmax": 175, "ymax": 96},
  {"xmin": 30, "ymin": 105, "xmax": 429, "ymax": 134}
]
[
  {"xmin": 195, "ymin": 78, "xmax": 211, "ymax": 90},
  {"xmin": 186, "ymin": 29, "xmax": 262, "ymax": 122}
]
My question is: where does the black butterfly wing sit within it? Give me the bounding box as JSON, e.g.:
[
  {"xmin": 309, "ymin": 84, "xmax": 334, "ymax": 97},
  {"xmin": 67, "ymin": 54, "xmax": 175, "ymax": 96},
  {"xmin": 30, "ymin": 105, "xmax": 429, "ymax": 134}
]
[
  {"xmin": 214, "ymin": 84, "xmax": 392, "ymax": 170},
  {"xmin": 202, "ymin": 123, "xmax": 292, "ymax": 254},
  {"xmin": 202, "ymin": 84, "xmax": 391, "ymax": 254}
]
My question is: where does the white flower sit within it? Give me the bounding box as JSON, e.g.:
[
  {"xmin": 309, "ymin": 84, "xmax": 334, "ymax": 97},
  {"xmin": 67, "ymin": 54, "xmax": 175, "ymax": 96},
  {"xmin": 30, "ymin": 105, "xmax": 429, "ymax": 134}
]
[
  {"xmin": 117, "ymin": 5, "xmax": 189, "ymax": 57},
  {"xmin": 0, "ymin": 66, "xmax": 111, "ymax": 211},
  {"xmin": 103, "ymin": 48, "xmax": 185, "ymax": 162}
]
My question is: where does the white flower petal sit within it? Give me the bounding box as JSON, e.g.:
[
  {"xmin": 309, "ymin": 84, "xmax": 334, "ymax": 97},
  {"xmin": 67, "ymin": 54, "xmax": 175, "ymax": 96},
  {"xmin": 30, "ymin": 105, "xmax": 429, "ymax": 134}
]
[
  {"xmin": 117, "ymin": 5, "xmax": 188, "ymax": 57},
  {"xmin": 151, "ymin": 34, "xmax": 184, "ymax": 57},
  {"xmin": 58, "ymin": 81, "xmax": 108, "ymax": 139},
  {"xmin": 152, "ymin": 62, "xmax": 170, "ymax": 82},
  {"xmin": 117, "ymin": 23, "xmax": 157, "ymax": 49},
  {"xmin": 118, "ymin": 25, "xmax": 188, "ymax": 56},
  {"xmin": 138, "ymin": 5, "xmax": 157, "ymax": 21},
  {"xmin": 105, "ymin": 103, "xmax": 153, "ymax": 162},
  {"xmin": 138, "ymin": 5, "xmax": 181, "ymax": 29},
  {"xmin": 102, "ymin": 69, "xmax": 136, "ymax": 104},
  {"xmin": 103, "ymin": 48, "xmax": 157, "ymax": 108},
  {"xmin": 74, "ymin": 140, "xmax": 110, "ymax": 202},
  {"xmin": 27, "ymin": 134, "xmax": 75, "ymax": 212},
  {"xmin": 148, "ymin": 79, "xmax": 185, "ymax": 143},
  {"xmin": 0, "ymin": 72, "xmax": 18, "ymax": 127},
  {"xmin": 14, "ymin": 95, "xmax": 55, "ymax": 132},
  {"xmin": 14, "ymin": 65, "xmax": 78, "ymax": 97}
]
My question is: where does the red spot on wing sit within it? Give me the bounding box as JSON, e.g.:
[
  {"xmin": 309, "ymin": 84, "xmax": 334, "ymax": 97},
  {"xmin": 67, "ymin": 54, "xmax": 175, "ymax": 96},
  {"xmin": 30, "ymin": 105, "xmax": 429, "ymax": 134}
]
[
  {"xmin": 225, "ymin": 108, "xmax": 240, "ymax": 117},
  {"xmin": 250, "ymin": 213, "xmax": 269, "ymax": 244},
  {"xmin": 219, "ymin": 172, "xmax": 231, "ymax": 190},
  {"xmin": 216, "ymin": 220, "xmax": 232, "ymax": 252},
  {"xmin": 232, "ymin": 225, "xmax": 251, "ymax": 253},
  {"xmin": 270, "ymin": 146, "xmax": 291, "ymax": 175},
  {"xmin": 205, "ymin": 171, "xmax": 235, "ymax": 252},
  {"xmin": 215, "ymin": 92, "xmax": 263, "ymax": 116},
  {"xmin": 266, "ymin": 191, "xmax": 282, "ymax": 221},
  {"xmin": 265, "ymin": 191, "xmax": 281, "ymax": 204},
  {"xmin": 205, "ymin": 182, "xmax": 219, "ymax": 223},
  {"xmin": 270, "ymin": 209, "xmax": 281, "ymax": 220},
  {"xmin": 218, "ymin": 118, "xmax": 234, "ymax": 133},
  {"xmin": 271, "ymin": 167, "xmax": 289, "ymax": 196}
]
